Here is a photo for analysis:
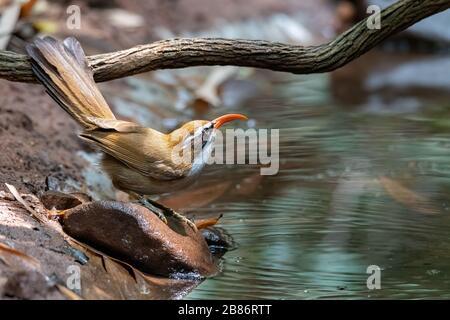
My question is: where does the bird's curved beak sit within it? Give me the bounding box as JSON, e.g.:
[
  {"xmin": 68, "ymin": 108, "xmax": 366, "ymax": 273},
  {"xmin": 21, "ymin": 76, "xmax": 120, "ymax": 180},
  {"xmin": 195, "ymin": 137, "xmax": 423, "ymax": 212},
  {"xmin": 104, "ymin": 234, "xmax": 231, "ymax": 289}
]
[{"xmin": 213, "ymin": 114, "xmax": 248, "ymax": 129}]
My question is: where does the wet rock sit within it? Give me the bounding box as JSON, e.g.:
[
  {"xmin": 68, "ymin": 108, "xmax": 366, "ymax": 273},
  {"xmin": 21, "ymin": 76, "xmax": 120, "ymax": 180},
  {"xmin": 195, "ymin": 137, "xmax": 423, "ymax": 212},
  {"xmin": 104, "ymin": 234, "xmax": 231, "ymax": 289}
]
[
  {"xmin": 40, "ymin": 191, "xmax": 90, "ymax": 210},
  {"xmin": 61, "ymin": 201, "xmax": 219, "ymax": 278},
  {"xmin": 202, "ymin": 227, "xmax": 236, "ymax": 256}
]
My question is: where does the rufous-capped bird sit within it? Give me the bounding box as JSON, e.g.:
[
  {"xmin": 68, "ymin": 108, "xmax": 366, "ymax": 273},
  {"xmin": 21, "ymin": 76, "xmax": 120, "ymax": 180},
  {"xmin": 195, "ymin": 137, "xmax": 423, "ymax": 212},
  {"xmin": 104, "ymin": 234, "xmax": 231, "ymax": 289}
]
[{"xmin": 26, "ymin": 36, "xmax": 247, "ymax": 230}]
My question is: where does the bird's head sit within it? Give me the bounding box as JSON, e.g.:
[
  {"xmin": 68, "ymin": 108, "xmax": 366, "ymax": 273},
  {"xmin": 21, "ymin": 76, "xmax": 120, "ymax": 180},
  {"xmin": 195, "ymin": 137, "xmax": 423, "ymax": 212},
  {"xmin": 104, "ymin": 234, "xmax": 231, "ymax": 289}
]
[{"xmin": 168, "ymin": 114, "xmax": 248, "ymax": 173}]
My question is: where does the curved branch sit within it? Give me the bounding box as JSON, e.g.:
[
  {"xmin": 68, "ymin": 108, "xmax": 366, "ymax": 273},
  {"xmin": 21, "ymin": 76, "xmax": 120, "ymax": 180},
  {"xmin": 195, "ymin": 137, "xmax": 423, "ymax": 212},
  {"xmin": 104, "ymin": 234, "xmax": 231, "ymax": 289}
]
[{"xmin": 0, "ymin": 0, "xmax": 449, "ymax": 83}]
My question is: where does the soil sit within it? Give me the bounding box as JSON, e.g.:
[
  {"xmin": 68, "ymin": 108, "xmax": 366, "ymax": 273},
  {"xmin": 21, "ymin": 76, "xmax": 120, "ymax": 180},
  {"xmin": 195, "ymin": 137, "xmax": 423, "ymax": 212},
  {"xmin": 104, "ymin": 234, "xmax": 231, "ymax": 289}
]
[{"xmin": 0, "ymin": 81, "xmax": 85, "ymax": 194}]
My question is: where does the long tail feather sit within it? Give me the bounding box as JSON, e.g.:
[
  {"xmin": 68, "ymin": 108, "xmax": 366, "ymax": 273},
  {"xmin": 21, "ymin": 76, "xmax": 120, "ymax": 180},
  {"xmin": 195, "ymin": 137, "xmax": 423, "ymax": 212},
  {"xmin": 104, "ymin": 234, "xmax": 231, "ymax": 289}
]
[{"xmin": 26, "ymin": 36, "xmax": 116, "ymax": 129}]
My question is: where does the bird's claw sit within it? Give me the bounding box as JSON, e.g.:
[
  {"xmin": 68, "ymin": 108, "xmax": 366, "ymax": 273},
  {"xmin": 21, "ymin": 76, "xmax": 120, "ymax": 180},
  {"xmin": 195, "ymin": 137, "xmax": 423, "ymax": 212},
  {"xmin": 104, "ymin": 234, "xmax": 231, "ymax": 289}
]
[
  {"xmin": 154, "ymin": 210, "xmax": 168, "ymax": 225},
  {"xmin": 186, "ymin": 219, "xmax": 198, "ymax": 232},
  {"xmin": 137, "ymin": 196, "xmax": 197, "ymax": 232},
  {"xmin": 171, "ymin": 210, "xmax": 198, "ymax": 232}
]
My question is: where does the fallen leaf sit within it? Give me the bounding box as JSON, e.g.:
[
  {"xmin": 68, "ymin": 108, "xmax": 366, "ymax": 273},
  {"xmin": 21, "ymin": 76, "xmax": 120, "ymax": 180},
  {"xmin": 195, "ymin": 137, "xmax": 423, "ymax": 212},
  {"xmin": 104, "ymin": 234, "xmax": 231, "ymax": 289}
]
[
  {"xmin": 68, "ymin": 236, "xmax": 202, "ymax": 300},
  {"xmin": 0, "ymin": 242, "xmax": 40, "ymax": 268},
  {"xmin": 195, "ymin": 214, "xmax": 223, "ymax": 230},
  {"xmin": 5, "ymin": 183, "xmax": 47, "ymax": 223},
  {"xmin": 379, "ymin": 176, "xmax": 440, "ymax": 215}
]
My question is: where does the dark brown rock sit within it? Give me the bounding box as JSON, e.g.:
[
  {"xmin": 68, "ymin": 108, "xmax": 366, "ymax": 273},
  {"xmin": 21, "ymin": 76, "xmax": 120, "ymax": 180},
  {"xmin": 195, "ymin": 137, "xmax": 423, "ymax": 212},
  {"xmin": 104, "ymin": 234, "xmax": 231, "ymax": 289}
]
[
  {"xmin": 40, "ymin": 191, "xmax": 90, "ymax": 210},
  {"xmin": 61, "ymin": 201, "xmax": 218, "ymax": 278},
  {"xmin": 202, "ymin": 227, "xmax": 236, "ymax": 255}
]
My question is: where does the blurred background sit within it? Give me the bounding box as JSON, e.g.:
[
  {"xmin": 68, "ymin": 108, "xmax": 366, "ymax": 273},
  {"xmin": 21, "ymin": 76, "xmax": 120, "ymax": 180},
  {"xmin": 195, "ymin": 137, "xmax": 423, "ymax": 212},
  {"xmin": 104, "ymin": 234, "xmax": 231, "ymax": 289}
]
[{"xmin": 1, "ymin": 0, "xmax": 450, "ymax": 299}]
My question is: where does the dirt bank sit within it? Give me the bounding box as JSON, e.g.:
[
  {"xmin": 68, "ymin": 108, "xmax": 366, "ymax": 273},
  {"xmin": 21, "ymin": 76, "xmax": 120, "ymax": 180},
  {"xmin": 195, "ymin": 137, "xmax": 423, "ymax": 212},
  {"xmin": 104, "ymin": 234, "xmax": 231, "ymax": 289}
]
[{"xmin": 0, "ymin": 81, "xmax": 85, "ymax": 194}]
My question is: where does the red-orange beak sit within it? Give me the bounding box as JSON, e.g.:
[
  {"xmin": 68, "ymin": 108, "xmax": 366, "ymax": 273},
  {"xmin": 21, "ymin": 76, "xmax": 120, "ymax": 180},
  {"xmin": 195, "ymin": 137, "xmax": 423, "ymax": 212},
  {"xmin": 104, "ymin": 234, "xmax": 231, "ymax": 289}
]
[{"xmin": 213, "ymin": 114, "xmax": 248, "ymax": 129}]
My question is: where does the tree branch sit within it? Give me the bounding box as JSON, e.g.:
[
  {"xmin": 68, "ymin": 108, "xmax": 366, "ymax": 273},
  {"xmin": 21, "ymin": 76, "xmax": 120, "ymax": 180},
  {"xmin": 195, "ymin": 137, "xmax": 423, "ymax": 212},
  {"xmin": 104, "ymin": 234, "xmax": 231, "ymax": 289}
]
[{"xmin": 0, "ymin": 0, "xmax": 449, "ymax": 83}]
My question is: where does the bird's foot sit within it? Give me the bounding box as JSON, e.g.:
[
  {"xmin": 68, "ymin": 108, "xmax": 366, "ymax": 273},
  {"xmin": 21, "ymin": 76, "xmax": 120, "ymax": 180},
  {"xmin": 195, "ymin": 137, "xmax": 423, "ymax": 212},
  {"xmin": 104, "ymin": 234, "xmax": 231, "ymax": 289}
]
[
  {"xmin": 47, "ymin": 209, "xmax": 67, "ymax": 218},
  {"xmin": 169, "ymin": 209, "xmax": 198, "ymax": 232},
  {"xmin": 139, "ymin": 198, "xmax": 168, "ymax": 224},
  {"xmin": 137, "ymin": 197, "xmax": 197, "ymax": 232}
]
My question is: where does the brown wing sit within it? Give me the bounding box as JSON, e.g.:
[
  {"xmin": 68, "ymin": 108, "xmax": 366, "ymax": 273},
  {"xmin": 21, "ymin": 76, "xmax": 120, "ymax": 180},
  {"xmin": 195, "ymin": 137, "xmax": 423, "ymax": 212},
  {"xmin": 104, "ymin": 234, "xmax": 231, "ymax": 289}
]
[
  {"xmin": 85, "ymin": 117, "xmax": 142, "ymax": 133},
  {"xmin": 80, "ymin": 129, "xmax": 187, "ymax": 180}
]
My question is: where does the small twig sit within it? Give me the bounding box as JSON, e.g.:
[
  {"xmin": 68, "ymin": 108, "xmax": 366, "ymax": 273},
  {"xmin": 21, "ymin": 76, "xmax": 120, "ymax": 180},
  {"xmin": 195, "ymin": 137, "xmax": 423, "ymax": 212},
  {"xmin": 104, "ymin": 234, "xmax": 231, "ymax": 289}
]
[{"xmin": 4, "ymin": 183, "xmax": 47, "ymax": 223}]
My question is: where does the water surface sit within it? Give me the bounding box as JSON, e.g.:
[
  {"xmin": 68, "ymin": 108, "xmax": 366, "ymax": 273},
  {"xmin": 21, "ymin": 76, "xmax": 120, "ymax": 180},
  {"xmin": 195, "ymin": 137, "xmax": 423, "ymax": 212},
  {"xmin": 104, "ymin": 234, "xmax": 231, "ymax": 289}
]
[{"xmin": 179, "ymin": 53, "xmax": 450, "ymax": 299}]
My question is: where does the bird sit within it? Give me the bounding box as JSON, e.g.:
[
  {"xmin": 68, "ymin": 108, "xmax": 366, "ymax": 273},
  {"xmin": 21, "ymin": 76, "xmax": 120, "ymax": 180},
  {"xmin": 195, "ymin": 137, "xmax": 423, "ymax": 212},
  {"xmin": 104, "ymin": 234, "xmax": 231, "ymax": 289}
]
[{"xmin": 26, "ymin": 36, "xmax": 247, "ymax": 230}]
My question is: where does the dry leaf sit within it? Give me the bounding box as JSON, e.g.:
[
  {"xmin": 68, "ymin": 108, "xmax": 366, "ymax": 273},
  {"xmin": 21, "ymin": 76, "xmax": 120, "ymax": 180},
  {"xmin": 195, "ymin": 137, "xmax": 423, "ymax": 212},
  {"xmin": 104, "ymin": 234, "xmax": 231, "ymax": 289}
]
[
  {"xmin": 66, "ymin": 233, "xmax": 202, "ymax": 300},
  {"xmin": 0, "ymin": 242, "xmax": 40, "ymax": 268},
  {"xmin": 5, "ymin": 183, "xmax": 47, "ymax": 223},
  {"xmin": 379, "ymin": 176, "xmax": 440, "ymax": 215},
  {"xmin": 195, "ymin": 214, "xmax": 223, "ymax": 230}
]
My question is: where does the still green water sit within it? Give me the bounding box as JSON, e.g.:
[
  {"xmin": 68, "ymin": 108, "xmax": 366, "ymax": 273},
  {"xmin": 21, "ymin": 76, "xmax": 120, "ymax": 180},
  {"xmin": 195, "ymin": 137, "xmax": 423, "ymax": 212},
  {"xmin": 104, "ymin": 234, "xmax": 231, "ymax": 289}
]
[{"xmin": 181, "ymin": 55, "xmax": 450, "ymax": 299}]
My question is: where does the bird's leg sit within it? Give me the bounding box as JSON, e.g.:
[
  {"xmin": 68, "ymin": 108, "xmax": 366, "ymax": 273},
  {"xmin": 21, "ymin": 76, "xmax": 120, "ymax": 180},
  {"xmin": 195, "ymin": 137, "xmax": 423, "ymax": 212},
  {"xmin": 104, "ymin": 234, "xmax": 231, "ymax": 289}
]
[
  {"xmin": 137, "ymin": 195, "xmax": 197, "ymax": 232},
  {"xmin": 137, "ymin": 197, "xmax": 168, "ymax": 224}
]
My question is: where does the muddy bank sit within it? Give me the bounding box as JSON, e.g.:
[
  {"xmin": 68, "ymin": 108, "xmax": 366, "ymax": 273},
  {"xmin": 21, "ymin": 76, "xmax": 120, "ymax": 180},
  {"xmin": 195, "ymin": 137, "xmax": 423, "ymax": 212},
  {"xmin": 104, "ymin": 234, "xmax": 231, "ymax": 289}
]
[{"xmin": 0, "ymin": 81, "xmax": 85, "ymax": 194}]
